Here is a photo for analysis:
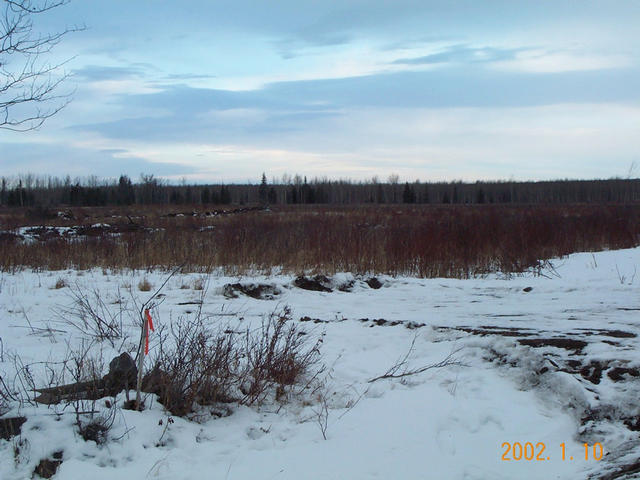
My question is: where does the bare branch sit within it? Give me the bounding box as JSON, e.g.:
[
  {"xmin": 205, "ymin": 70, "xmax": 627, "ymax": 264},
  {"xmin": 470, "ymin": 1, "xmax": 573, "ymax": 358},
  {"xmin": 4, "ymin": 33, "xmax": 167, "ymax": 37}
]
[
  {"xmin": 368, "ymin": 345, "xmax": 465, "ymax": 383},
  {"xmin": 0, "ymin": 0, "xmax": 83, "ymax": 130}
]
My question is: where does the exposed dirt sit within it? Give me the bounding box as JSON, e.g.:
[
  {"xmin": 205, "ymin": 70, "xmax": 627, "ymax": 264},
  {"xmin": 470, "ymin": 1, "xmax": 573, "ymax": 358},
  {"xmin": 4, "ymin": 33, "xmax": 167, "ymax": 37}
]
[
  {"xmin": 299, "ymin": 316, "xmax": 330, "ymax": 324},
  {"xmin": 456, "ymin": 326, "xmax": 537, "ymax": 337},
  {"xmin": 163, "ymin": 206, "xmax": 265, "ymax": 218},
  {"xmin": 579, "ymin": 360, "xmax": 607, "ymax": 384},
  {"xmin": 294, "ymin": 275, "xmax": 332, "ymax": 292},
  {"xmin": 607, "ymin": 367, "xmax": 640, "ymax": 382},
  {"xmin": 623, "ymin": 416, "xmax": 640, "ymax": 432},
  {"xmin": 223, "ymin": 283, "xmax": 280, "ymax": 300},
  {"xmin": 592, "ymin": 459, "xmax": 640, "ymax": 480},
  {"xmin": 79, "ymin": 421, "xmax": 109, "ymax": 444},
  {"xmin": 358, "ymin": 318, "xmax": 425, "ymax": 329},
  {"xmin": 33, "ymin": 451, "xmax": 63, "ymax": 479},
  {"xmin": 518, "ymin": 337, "xmax": 588, "ymax": 353},
  {"xmin": 338, "ymin": 280, "xmax": 355, "ymax": 292},
  {"xmin": 581, "ymin": 406, "xmax": 615, "ymax": 426},
  {"xmin": 405, "ymin": 321, "xmax": 427, "ymax": 329},
  {"xmin": 576, "ymin": 329, "xmax": 637, "ymax": 339},
  {"xmin": 0, "ymin": 416, "xmax": 27, "ymax": 441}
]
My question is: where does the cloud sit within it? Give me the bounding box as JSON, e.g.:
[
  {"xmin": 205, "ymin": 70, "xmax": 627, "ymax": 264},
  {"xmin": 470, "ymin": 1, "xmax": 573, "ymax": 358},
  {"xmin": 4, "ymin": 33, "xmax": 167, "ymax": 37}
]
[
  {"xmin": 2, "ymin": 0, "xmax": 634, "ymax": 184},
  {"xmin": 73, "ymin": 65, "xmax": 146, "ymax": 81},
  {"xmin": 66, "ymin": 63, "xmax": 640, "ymax": 150},
  {"xmin": 163, "ymin": 73, "xmax": 218, "ymax": 81},
  {"xmin": 391, "ymin": 45, "xmax": 526, "ymax": 65},
  {"xmin": 73, "ymin": 64, "xmax": 217, "ymax": 89},
  {"xmin": 2, "ymin": 142, "xmax": 195, "ymax": 178},
  {"xmin": 493, "ymin": 51, "xmax": 633, "ymax": 73},
  {"xmin": 6, "ymin": 101, "xmax": 640, "ymax": 182},
  {"xmin": 274, "ymin": 31, "xmax": 353, "ymax": 59},
  {"xmin": 262, "ymin": 67, "xmax": 640, "ymax": 109}
]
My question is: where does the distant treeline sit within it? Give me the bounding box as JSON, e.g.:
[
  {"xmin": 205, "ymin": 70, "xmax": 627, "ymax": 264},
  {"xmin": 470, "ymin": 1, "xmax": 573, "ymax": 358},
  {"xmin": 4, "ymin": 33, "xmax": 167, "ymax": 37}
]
[{"xmin": 1, "ymin": 174, "xmax": 639, "ymax": 207}]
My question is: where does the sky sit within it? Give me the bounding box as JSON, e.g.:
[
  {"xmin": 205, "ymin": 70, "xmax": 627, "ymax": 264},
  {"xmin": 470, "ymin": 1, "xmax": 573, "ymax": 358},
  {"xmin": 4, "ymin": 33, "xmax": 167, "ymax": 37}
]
[{"xmin": 1, "ymin": 0, "xmax": 639, "ymax": 183}]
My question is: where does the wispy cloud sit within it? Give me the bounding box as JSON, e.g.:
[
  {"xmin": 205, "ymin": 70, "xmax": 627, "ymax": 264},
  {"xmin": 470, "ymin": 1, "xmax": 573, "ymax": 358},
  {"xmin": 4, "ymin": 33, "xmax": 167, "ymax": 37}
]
[
  {"xmin": 493, "ymin": 50, "xmax": 633, "ymax": 73},
  {"xmin": 392, "ymin": 45, "xmax": 527, "ymax": 66},
  {"xmin": 73, "ymin": 64, "xmax": 146, "ymax": 81}
]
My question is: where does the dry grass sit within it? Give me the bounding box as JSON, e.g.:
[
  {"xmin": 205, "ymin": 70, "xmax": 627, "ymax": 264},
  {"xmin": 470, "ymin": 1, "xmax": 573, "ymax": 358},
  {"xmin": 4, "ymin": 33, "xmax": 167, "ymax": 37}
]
[
  {"xmin": 1, "ymin": 204, "xmax": 639, "ymax": 277},
  {"xmin": 137, "ymin": 278, "xmax": 152, "ymax": 292}
]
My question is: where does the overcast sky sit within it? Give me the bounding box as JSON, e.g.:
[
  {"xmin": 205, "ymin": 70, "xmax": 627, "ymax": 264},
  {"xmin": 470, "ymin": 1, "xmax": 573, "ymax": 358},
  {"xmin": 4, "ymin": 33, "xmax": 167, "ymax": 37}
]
[{"xmin": 1, "ymin": 1, "xmax": 639, "ymax": 183}]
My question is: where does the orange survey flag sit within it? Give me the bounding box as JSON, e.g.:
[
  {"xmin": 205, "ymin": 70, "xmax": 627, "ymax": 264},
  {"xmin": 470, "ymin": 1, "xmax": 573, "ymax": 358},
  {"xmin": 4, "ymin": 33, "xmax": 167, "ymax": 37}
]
[{"xmin": 144, "ymin": 309, "xmax": 154, "ymax": 355}]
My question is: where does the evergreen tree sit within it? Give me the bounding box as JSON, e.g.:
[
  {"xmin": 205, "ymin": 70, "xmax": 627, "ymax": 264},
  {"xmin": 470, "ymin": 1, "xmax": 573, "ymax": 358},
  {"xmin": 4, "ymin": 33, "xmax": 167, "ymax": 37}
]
[
  {"xmin": 220, "ymin": 185, "xmax": 231, "ymax": 204},
  {"xmin": 117, "ymin": 175, "xmax": 135, "ymax": 205},
  {"xmin": 201, "ymin": 188, "xmax": 210, "ymax": 204},
  {"xmin": 0, "ymin": 178, "xmax": 6, "ymax": 206},
  {"xmin": 259, "ymin": 173, "xmax": 268, "ymax": 204},
  {"xmin": 402, "ymin": 182, "xmax": 416, "ymax": 203},
  {"xmin": 376, "ymin": 183, "xmax": 385, "ymax": 203},
  {"xmin": 267, "ymin": 187, "xmax": 277, "ymax": 205}
]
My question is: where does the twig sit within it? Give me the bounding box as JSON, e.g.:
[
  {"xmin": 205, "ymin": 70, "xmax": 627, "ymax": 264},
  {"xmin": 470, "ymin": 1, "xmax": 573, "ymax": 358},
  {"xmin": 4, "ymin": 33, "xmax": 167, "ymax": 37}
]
[
  {"xmin": 368, "ymin": 347, "xmax": 465, "ymax": 383},
  {"xmin": 312, "ymin": 394, "xmax": 329, "ymax": 440},
  {"xmin": 18, "ymin": 303, "xmax": 36, "ymax": 334}
]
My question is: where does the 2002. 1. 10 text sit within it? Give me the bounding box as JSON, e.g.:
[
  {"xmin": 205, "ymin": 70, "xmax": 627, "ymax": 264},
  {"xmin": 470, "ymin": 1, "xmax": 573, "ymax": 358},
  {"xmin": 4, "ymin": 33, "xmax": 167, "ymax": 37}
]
[{"xmin": 501, "ymin": 442, "xmax": 604, "ymax": 461}]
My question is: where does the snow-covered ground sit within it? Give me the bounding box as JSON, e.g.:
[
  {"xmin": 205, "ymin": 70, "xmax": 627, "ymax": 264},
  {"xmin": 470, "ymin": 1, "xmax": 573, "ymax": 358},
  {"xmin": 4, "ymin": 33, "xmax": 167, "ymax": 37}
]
[{"xmin": 1, "ymin": 248, "xmax": 639, "ymax": 479}]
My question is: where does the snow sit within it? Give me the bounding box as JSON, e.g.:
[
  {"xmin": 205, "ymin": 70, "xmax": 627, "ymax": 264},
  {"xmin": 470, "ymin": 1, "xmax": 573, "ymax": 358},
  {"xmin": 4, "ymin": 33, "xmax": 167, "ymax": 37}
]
[{"xmin": 1, "ymin": 248, "xmax": 639, "ymax": 479}]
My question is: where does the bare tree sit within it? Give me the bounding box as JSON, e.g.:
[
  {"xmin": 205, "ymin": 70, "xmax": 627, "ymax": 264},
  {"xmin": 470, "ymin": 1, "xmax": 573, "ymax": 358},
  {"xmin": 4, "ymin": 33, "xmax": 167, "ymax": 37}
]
[{"xmin": 1, "ymin": 0, "xmax": 82, "ymax": 130}]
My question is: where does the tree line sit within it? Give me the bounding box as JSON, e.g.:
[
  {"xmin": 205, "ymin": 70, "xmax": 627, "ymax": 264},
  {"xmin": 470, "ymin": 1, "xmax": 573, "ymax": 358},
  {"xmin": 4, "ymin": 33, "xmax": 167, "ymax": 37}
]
[{"xmin": 1, "ymin": 173, "xmax": 639, "ymax": 208}]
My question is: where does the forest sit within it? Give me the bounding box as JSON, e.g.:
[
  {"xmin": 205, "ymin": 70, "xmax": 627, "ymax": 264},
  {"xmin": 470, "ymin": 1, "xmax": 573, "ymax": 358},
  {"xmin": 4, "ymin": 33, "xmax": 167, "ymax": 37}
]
[{"xmin": 2, "ymin": 173, "xmax": 640, "ymax": 207}]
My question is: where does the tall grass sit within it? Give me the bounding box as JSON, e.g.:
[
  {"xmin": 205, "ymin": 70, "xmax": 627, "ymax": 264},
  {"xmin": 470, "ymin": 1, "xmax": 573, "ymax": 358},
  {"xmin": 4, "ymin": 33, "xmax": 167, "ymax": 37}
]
[{"xmin": 1, "ymin": 204, "xmax": 639, "ymax": 277}]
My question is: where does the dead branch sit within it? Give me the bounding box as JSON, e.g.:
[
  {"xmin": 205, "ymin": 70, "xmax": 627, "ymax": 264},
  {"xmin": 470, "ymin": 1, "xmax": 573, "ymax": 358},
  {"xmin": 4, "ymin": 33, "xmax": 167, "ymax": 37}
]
[{"xmin": 368, "ymin": 346, "xmax": 465, "ymax": 383}]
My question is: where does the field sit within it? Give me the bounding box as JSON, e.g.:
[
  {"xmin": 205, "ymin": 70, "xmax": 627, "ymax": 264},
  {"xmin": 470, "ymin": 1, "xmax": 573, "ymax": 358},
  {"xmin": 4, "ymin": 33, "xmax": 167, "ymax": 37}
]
[
  {"xmin": 1, "ymin": 205, "xmax": 639, "ymax": 479},
  {"xmin": 1, "ymin": 203, "xmax": 639, "ymax": 275}
]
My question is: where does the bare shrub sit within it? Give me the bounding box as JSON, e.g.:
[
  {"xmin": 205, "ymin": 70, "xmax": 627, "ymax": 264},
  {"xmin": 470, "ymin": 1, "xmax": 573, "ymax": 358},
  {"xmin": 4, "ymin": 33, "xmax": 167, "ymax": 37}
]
[
  {"xmin": 77, "ymin": 404, "xmax": 117, "ymax": 445},
  {"xmin": 58, "ymin": 340, "xmax": 106, "ymax": 419},
  {"xmin": 0, "ymin": 374, "xmax": 15, "ymax": 415},
  {"xmin": 3, "ymin": 204, "xmax": 639, "ymax": 277},
  {"xmin": 156, "ymin": 415, "xmax": 174, "ymax": 447},
  {"xmin": 242, "ymin": 306, "xmax": 322, "ymax": 405},
  {"xmin": 12, "ymin": 436, "xmax": 30, "ymax": 468},
  {"xmin": 192, "ymin": 277, "xmax": 205, "ymax": 290},
  {"xmin": 145, "ymin": 306, "xmax": 322, "ymax": 416},
  {"xmin": 147, "ymin": 317, "xmax": 240, "ymax": 417},
  {"xmin": 54, "ymin": 285, "xmax": 126, "ymax": 348},
  {"xmin": 45, "ymin": 341, "xmax": 119, "ymax": 443},
  {"xmin": 7, "ymin": 339, "xmax": 114, "ymax": 423},
  {"xmin": 138, "ymin": 278, "xmax": 152, "ymax": 291},
  {"xmin": 7, "ymin": 353, "xmax": 38, "ymax": 407},
  {"xmin": 312, "ymin": 390, "xmax": 330, "ymax": 440}
]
